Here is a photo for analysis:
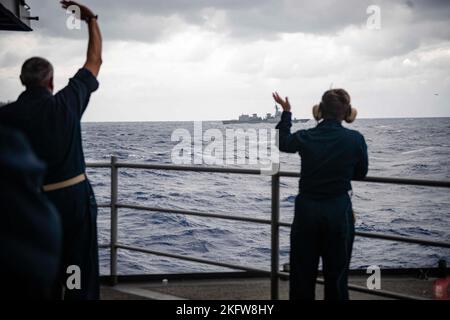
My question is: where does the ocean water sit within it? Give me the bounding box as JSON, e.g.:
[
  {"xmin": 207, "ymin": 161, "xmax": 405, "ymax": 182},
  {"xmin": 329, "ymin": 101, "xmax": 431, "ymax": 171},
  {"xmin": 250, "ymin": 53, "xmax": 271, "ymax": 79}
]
[{"xmin": 82, "ymin": 118, "xmax": 450, "ymax": 275}]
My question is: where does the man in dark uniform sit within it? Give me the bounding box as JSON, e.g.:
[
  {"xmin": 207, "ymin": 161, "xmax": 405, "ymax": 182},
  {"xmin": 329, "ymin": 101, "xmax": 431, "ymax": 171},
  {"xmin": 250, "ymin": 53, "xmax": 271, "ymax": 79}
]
[
  {"xmin": 0, "ymin": 1, "xmax": 103, "ymax": 300},
  {"xmin": 273, "ymin": 89, "xmax": 369, "ymax": 300},
  {"xmin": 0, "ymin": 126, "xmax": 62, "ymax": 300}
]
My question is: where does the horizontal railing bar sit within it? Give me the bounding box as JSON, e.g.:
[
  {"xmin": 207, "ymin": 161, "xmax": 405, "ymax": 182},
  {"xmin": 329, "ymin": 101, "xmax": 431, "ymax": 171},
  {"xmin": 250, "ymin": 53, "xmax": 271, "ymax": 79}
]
[
  {"xmin": 117, "ymin": 162, "xmax": 264, "ymax": 175},
  {"xmin": 116, "ymin": 243, "xmax": 271, "ymax": 275},
  {"xmin": 86, "ymin": 162, "xmax": 111, "ymax": 168},
  {"xmin": 86, "ymin": 162, "xmax": 450, "ymax": 188},
  {"xmin": 278, "ymin": 221, "xmax": 292, "ymax": 228},
  {"xmin": 279, "ymin": 221, "xmax": 450, "ymax": 248},
  {"xmin": 354, "ymin": 231, "xmax": 450, "ymax": 248},
  {"xmin": 361, "ymin": 176, "xmax": 450, "ymax": 188},
  {"xmin": 97, "ymin": 203, "xmax": 111, "ymax": 208},
  {"xmin": 99, "ymin": 243, "xmax": 110, "ymax": 248},
  {"xmin": 117, "ymin": 203, "xmax": 273, "ymax": 225},
  {"xmin": 277, "ymin": 271, "xmax": 427, "ymax": 300},
  {"xmin": 279, "ymin": 171, "xmax": 450, "ymax": 188},
  {"xmin": 117, "ymin": 203, "xmax": 450, "ymax": 248}
]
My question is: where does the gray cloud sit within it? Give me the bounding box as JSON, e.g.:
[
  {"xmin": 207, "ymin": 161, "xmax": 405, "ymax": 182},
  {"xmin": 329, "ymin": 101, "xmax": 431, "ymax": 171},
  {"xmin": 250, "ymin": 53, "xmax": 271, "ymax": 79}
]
[
  {"xmin": 25, "ymin": 1, "xmax": 448, "ymax": 36},
  {"xmin": 20, "ymin": 0, "xmax": 450, "ymax": 60}
]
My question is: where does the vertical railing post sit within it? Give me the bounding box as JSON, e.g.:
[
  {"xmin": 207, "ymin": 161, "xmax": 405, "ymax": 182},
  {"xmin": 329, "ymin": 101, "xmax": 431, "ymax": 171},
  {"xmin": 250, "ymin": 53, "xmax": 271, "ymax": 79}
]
[
  {"xmin": 271, "ymin": 173, "xmax": 280, "ymax": 300},
  {"xmin": 110, "ymin": 156, "xmax": 118, "ymax": 286}
]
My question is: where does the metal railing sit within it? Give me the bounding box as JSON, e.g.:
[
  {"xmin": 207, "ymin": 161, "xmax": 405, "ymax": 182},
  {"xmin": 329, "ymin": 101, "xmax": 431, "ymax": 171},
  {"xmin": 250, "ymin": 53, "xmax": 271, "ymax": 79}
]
[{"xmin": 88, "ymin": 156, "xmax": 450, "ymax": 300}]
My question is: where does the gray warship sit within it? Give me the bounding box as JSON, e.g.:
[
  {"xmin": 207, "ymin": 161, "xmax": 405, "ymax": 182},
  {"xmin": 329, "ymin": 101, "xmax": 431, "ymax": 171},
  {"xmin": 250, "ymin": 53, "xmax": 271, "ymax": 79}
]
[{"xmin": 222, "ymin": 105, "xmax": 309, "ymax": 124}]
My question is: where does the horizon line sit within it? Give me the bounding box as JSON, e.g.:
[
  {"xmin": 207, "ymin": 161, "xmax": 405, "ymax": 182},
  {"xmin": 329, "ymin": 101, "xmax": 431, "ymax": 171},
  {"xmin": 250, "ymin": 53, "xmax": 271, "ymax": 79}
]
[{"xmin": 81, "ymin": 116, "xmax": 450, "ymax": 123}]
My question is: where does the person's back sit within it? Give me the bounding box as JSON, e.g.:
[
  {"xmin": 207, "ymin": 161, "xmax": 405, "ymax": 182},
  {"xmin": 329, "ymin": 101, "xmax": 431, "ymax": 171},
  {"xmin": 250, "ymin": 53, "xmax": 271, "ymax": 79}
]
[
  {"xmin": 291, "ymin": 119, "xmax": 368, "ymax": 199},
  {"xmin": 0, "ymin": 68, "xmax": 97, "ymax": 185},
  {"xmin": 273, "ymin": 89, "xmax": 368, "ymax": 300}
]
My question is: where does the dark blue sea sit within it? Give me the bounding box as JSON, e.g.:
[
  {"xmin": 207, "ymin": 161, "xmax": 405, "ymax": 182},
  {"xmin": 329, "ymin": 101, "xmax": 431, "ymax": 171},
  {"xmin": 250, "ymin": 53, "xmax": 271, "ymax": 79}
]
[{"xmin": 82, "ymin": 118, "xmax": 450, "ymax": 275}]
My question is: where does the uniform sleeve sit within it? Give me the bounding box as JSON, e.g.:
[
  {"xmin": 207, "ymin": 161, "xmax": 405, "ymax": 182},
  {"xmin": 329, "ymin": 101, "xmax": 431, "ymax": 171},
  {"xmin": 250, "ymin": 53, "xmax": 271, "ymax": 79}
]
[
  {"xmin": 55, "ymin": 68, "xmax": 99, "ymax": 118},
  {"xmin": 353, "ymin": 134, "xmax": 369, "ymax": 179},
  {"xmin": 275, "ymin": 111, "xmax": 303, "ymax": 153}
]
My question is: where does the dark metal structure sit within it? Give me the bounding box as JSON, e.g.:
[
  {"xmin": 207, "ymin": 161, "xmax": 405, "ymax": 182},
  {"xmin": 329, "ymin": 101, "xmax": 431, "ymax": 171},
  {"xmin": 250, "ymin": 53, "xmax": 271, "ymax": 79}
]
[
  {"xmin": 0, "ymin": 0, "xmax": 36, "ymax": 31},
  {"xmin": 88, "ymin": 156, "xmax": 450, "ymax": 300}
]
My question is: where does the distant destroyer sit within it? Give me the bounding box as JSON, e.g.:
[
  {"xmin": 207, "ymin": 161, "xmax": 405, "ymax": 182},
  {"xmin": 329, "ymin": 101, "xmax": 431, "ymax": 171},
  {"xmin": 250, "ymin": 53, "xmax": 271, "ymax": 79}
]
[{"xmin": 223, "ymin": 105, "xmax": 309, "ymax": 124}]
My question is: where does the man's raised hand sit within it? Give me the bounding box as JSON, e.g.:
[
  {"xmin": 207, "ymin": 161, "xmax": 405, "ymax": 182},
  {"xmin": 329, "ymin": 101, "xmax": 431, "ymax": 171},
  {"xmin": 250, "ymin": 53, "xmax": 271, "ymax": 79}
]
[
  {"xmin": 60, "ymin": 1, "xmax": 95, "ymax": 22},
  {"xmin": 61, "ymin": 0, "xmax": 102, "ymax": 77}
]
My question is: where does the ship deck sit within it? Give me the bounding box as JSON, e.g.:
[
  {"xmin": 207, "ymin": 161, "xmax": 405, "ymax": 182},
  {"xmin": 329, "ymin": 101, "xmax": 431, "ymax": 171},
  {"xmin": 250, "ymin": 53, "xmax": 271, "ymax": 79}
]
[{"xmin": 99, "ymin": 272, "xmax": 439, "ymax": 300}]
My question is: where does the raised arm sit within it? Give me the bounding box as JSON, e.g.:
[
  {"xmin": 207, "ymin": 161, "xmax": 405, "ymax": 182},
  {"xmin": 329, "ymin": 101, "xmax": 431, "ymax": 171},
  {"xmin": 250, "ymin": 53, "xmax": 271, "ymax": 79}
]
[
  {"xmin": 61, "ymin": 1, "xmax": 102, "ymax": 77},
  {"xmin": 273, "ymin": 92, "xmax": 302, "ymax": 153}
]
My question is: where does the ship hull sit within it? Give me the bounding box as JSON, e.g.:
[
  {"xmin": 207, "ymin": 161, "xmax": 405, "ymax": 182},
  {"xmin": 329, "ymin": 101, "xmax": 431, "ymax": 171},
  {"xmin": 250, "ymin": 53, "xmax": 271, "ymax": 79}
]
[{"xmin": 222, "ymin": 119, "xmax": 309, "ymax": 125}]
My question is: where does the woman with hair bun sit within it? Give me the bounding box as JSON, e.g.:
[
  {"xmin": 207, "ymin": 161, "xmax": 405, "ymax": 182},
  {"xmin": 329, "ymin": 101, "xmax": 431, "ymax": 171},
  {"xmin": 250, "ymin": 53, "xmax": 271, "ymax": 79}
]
[{"xmin": 273, "ymin": 89, "xmax": 368, "ymax": 300}]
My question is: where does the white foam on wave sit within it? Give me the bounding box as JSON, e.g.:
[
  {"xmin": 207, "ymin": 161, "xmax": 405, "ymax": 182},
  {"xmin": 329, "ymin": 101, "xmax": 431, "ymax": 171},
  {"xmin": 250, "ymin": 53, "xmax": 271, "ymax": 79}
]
[{"xmin": 401, "ymin": 147, "xmax": 436, "ymax": 155}]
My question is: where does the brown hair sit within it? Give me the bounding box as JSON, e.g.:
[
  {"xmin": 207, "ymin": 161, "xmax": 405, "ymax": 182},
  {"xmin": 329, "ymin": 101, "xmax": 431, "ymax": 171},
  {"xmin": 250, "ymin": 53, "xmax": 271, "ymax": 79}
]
[{"xmin": 320, "ymin": 89, "xmax": 351, "ymax": 121}]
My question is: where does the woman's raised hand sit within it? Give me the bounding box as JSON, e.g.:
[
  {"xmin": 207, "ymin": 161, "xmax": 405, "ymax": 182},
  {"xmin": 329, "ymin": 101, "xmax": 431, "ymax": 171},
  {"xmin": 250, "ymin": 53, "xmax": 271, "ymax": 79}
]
[{"xmin": 272, "ymin": 92, "xmax": 291, "ymax": 112}]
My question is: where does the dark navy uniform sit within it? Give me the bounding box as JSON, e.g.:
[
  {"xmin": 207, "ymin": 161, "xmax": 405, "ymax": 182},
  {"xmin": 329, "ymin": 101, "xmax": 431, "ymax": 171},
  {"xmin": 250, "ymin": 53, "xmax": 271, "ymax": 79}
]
[
  {"xmin": 277, "ymin": 111, "xmax": 368, "ymax": 300},
  {"xmin": 0, "ymin": 68, "xmax": 100, "ymax": 300},
  {"xmin": 0, "ymin": 126, "xmax": 61, "ymax": 299}
]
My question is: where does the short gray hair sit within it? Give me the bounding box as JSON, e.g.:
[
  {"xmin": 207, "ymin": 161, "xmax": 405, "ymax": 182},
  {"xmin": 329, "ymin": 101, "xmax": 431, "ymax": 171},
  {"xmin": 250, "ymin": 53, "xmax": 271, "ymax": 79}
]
[{"xmin": 20, "ymin": 57, "xmax": 54, "ymax": 87}]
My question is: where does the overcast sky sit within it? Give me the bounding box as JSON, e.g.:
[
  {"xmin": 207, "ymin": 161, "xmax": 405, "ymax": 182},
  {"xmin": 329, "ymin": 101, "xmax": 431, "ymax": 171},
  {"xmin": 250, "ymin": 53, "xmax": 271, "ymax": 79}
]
[{"xmin": 1, "ymin": 0, "xmax": 449, "ymax": 121}]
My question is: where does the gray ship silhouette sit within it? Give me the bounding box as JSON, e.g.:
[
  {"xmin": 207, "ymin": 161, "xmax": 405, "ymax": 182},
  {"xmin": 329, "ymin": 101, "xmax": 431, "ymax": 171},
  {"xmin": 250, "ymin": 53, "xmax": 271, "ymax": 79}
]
[{"xmin": 222, "ymin": 105, "xmax": 309, "ymax": 124}]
